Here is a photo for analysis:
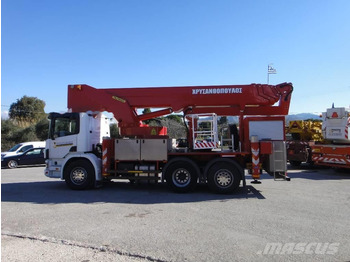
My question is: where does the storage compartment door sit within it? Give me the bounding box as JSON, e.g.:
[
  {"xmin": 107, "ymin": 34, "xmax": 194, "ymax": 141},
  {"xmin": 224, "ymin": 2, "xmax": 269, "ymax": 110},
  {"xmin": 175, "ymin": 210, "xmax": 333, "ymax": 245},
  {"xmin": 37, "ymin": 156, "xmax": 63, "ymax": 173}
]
[{"xmin": 141, "ymin": 139, "xmax": 168, "ymax": 161}]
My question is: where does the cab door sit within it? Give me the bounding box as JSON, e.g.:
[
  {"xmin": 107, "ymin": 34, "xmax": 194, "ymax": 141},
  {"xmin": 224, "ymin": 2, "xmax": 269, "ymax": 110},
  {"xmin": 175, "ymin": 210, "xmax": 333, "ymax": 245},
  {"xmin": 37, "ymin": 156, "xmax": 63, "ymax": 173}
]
[{"xmin": 46, "ymin": 113, "xmax": 79, "ymax": 159}]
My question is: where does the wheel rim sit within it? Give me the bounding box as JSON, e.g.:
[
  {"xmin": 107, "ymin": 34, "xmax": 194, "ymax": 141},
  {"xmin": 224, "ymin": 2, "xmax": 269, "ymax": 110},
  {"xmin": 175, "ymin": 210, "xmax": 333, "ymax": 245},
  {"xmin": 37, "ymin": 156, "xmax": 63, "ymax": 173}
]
[
  {"xmin": 70, "ymin": 167, "xmax": 88, "ymax": 185},
  {"xmin": 8, "ymin": 160, "xmax": 18, "ymax": 168},
  {"xmin": 172, "ymin": 168, "xmax": 191, "ymax": 187},
  {"xmin": 214, "ymin": 169, "xmax": 233, "ymax": 188}
]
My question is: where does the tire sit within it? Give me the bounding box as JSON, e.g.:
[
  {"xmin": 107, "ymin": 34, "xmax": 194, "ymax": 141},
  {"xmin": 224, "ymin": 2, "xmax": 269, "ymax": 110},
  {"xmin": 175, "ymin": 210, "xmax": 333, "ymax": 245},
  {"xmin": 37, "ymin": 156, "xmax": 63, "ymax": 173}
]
[
  {"xmin": 8, "ymin": 160, "xmax": 18, "ymax": 169},
  {"xmin": 165, "ymin": 159, "xmax": 199, "ymax": 193},
  {"xmin": 64, "ymin": 159, "xmax": 95, "ymax": 190},
  {"xmin": 207, "ymin": 161, "xmax": 242, "ymax": 194}
]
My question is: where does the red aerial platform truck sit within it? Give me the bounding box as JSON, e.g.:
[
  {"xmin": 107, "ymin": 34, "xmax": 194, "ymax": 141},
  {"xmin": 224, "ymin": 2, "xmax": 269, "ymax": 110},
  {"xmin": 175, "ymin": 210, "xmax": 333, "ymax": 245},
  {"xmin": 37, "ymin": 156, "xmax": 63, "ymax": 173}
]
[{"xmin": 45, "ymin": 82, "xmax": 293, "ymax": 193}]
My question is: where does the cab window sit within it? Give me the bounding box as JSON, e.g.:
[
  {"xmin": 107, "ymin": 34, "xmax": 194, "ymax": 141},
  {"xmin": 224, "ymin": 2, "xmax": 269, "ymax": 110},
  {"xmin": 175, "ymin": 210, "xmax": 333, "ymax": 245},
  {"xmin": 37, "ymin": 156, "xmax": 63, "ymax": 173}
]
[{"xmin": 49, "ymin": 113, "xmax": 80, "ymax": 139}]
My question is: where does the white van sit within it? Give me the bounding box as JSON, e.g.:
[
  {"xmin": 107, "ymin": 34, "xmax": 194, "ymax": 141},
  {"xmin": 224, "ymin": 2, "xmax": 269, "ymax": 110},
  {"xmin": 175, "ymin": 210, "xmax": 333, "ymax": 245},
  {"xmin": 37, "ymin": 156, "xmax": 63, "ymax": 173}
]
[{"xmin": 1, "ymin": 141, "xmax": 46, "ymax": 160}]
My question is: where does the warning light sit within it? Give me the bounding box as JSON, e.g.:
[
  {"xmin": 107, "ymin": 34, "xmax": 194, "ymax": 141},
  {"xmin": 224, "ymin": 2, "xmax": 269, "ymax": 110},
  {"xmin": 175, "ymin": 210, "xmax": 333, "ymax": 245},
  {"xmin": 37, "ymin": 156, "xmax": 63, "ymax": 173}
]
[{"xmin": 331, "ymin": 112, "xmax": 338, "ymax": 118}]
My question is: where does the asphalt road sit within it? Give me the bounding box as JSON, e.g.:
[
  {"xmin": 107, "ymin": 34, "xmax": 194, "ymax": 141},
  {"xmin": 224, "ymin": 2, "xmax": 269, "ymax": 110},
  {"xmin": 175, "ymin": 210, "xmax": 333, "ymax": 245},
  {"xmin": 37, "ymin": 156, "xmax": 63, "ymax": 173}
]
[{"xmin": 2, "ymin": 165, "xmax": 350, "ymax": 261}]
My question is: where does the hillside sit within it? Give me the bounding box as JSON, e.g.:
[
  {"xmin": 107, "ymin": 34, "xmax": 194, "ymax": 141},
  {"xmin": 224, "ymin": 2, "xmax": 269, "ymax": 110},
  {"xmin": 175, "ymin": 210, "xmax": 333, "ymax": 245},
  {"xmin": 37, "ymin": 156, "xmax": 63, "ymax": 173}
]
[{"xmin": 286, "ymin": 113, "xmax": 321, "ymax": 122}]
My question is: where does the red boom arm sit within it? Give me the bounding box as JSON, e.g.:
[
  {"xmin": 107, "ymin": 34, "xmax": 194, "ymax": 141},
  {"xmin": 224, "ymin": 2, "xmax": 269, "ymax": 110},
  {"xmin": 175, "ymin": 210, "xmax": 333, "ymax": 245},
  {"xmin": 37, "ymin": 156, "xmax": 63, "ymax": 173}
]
[{"xmin": 67, "ymin": 82, "xmax": 293, "ymax": 136}]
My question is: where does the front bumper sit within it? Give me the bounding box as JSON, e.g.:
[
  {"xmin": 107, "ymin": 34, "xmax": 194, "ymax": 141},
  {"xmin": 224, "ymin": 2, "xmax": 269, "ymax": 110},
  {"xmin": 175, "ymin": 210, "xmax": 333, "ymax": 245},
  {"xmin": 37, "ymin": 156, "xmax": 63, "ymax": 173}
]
[{"xmin": 44, "ymin": 160, "xmax": 62, "ymax": 179}]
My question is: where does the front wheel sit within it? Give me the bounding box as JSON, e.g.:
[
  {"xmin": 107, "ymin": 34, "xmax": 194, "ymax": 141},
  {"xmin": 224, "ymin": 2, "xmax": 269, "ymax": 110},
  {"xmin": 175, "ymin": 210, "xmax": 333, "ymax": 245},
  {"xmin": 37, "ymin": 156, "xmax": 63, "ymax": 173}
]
[
  {"xmin": 8, "ymin": 160, "xmax": 18, "ymax": 169},
  {"xmin": 64, "ymin": 159, "xmax": 95, "ymax": 190}
]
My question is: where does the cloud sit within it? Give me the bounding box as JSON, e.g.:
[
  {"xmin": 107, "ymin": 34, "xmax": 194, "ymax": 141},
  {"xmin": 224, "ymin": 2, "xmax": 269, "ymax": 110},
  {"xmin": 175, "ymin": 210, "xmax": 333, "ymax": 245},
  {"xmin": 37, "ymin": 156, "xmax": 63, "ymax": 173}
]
[{"xmin": 1, "ymin": 110, "xmax": 9, "ymax": 119}]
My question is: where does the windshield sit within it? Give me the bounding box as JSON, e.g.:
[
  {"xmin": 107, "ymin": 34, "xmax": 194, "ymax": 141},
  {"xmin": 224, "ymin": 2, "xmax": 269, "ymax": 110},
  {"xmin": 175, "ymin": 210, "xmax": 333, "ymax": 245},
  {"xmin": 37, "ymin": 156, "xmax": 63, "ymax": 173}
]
[
  {"xmin": 48, "ymin": 113, "xmax": 80, "ymax": 139},
  {"xmin": 8, "ymin": 144, "xmax": 23, "ymax": 152}
]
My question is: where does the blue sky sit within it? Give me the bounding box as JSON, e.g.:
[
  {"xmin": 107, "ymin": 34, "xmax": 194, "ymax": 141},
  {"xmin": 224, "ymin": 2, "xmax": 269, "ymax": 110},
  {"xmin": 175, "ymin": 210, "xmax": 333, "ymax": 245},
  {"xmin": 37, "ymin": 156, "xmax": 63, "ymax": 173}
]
[{"xmin": 2, "ymin": 0, "xmax": 350, "ymax": 117}]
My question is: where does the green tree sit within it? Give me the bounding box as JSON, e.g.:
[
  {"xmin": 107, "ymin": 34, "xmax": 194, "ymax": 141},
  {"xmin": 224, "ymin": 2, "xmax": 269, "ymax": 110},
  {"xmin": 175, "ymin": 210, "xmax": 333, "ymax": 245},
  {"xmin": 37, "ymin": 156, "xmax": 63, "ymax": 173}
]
[
  {"xmin": 35, "ymin": 118, "xmax": 49, "ymax": 140},
  {"xmin": 161, "ymin": 118, "xmax": 186, "ymax": 139},
  {"xmin": 147, "ymin": 118, "xmax": 186, "ymax": 139},
  {"xmin": 1, "ymin": 119, "xmax": 40, "ymax": 151},
  {"xmin": 142, "ymin": 108, "xmax": 151, "ymax": 114},
  {"xmin": 142, "ymin": 108, "xmax": 152, "ymax": 124},
  {"xmin": 165, "ymin": 114, "xmax": 183, "ymax": 123},
  {"xmin": 218, "ymin": 116, "xmax": 229, "ymax": 137},
  {"xmin": 218, "ymin": 116, "xmax": 228, "ymax": 125},
  {"xmin": 1, "ymin": 119, "xmax": 21, "ymax": 151},
  {"xmin": 12, "ymin": 126, "xmax": 38, "ymax": 143},
  {"xmin": 9, "ymin": 96, "xmax": 46, "ymax": 127}
]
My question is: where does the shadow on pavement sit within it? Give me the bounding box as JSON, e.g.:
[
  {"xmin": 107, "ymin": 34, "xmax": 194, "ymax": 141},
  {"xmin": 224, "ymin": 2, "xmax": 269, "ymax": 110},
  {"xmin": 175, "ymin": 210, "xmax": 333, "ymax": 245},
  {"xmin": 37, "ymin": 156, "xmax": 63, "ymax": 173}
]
[{"xmin": 1, "ymin": 179, "xmax": 265, "ymax": 205}]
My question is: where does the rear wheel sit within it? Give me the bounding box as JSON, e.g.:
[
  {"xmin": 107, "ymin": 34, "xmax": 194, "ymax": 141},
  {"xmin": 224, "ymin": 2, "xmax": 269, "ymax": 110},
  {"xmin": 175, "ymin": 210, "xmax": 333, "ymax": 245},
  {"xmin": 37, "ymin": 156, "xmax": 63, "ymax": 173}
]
[
  {"xmin": 64, "ymin": 159, "xmax": 95, "ymax": 190},
  {"xmin": 207, "ymin": 161, "xmax": 242, "ymax": 194},
  {"xmin": 165, "ymin": 158, "xmax": 199, "ymax": 193}
]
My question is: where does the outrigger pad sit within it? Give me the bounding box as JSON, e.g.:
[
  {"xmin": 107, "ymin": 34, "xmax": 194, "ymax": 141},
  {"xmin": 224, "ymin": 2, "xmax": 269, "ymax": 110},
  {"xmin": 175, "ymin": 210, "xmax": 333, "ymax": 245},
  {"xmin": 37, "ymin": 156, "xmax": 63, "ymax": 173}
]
[{"xmin": 251, "ymin": 179, "xmax": 262, "ymax": 184}]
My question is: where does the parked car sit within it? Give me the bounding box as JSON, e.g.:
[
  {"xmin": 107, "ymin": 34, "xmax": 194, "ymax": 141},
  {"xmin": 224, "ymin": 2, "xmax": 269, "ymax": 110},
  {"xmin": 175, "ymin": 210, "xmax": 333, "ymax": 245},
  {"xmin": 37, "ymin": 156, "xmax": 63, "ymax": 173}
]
[
  {"xmin": 1, "ymin": 148, "xmax": 45, "ymax": 169},
  {"xmin": 1, "ymin": 141, "xmax": 46, "ymax": 160}
]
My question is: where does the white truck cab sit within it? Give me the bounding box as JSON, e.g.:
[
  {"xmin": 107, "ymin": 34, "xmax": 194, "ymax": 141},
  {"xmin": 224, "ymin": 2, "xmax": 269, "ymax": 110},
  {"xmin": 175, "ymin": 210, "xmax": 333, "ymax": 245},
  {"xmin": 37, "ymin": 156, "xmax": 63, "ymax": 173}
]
[{"xmin": 44, "ymin": 111, "xmax": 110, "ymax": 186}]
